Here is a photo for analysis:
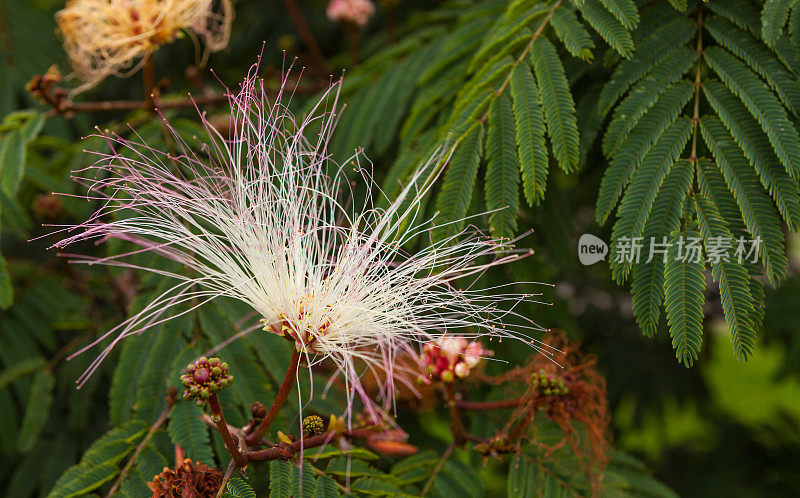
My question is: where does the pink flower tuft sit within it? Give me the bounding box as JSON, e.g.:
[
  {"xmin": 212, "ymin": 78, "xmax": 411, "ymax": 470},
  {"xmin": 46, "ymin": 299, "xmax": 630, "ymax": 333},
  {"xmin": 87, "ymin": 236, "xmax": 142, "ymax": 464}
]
[{"xmin": 326, "ymin": 0, "xmax": 375, "ymax": 27}]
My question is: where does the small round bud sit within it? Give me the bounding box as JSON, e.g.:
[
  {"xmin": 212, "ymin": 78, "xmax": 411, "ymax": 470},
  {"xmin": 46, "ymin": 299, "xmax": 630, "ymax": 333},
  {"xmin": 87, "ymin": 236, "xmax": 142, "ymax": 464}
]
[
  {"xmin": 221, "ymin": 362, "xmax": 229, "ymax": 373},
  {"xmin": 440, "ymin": 370, "xmax": 454, "ymax": 383},
  {"xmin": 180, "ymin": 356, "xmax": 232, "ymax": 404},
  {"xmin": 454, "ymin": 362, "xmax": 470, "ymax": 379},
  {"xmin": 193, "ymin": 367, "xmax": 211, "ymax": 384},
  {"xmin": 302, "ymin": 415, "xmax": 326, "ymax": 435},
  {"xmin": 250, "ymin": 402, "xmax": 267, "ymax": 419},
  {"xmin": 183, "ymin": 390, "xmax": 192, "ymax": 400}
]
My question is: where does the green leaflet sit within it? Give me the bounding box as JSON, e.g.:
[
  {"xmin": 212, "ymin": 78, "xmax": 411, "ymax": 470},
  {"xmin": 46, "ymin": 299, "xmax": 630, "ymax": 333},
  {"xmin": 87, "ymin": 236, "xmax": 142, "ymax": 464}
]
[
  {"xmin": 532, "ymin": 37, "xmax": 580, "ymax": 173},
  {"xmin": 706, "ymin": 0, "xmax": 761, "ymax": 34},
  {"xmin": 664, "ymin": 230, "xmax": 706, "ymax": 367},
  {"xmin": 704, "ymin": 46, "xmax": 800, "ymax": 179},
  {"xmin": 510, "ymin": 64, "xmax": 549, "ymax": 205},
  {"xmin": 665, "ymin": 0, "xmax": 687, "ymax": 12},
  {"xmin": 222, "ymin": 477, "xmax": 257, "ymax": 498},
  {"xmin": 702, "ymin": 79, "xmax": 800, "ymax": 229},
  {"xmin": 167, "ymin": 401, "xmax": 214, "ymax": 464},
  {"xmin": 699, "ymin": 115, "xmax": 788, "ymax": 285},
  {"xmin": 610, "ymin": 117, "xmax": 692, "ymax": 283},
  {"xmin": 761, "ymin": 0, "xmax": 797, "ymax": 46},
  {"xmin": 599, "ymin": 0, "xmax": 639, "ymax": 30},
  {"xmin": 0, "ymin": 129, "xmax": 25, "ymax": 195},
  {"xmin": 596, "ymin": 81, "xmax": 693, "ymax": 225},
  {"xmin": 0, "ymin": 356, "xmax": 45, "ymax": 391},
  {"xmin": 48, "ymin": 421, "xmax": 148, "ymax": 498},
  {"xmin": 0, "ymin": 255, "xmax": 11, "ymax": 309},
  {"xmin": 508, "ymin": 453, "xmax": 537, "ymax": 497},
  {"xmin": 485, "ymin": 94, "xmax": 520, "ymax": 239},
  {"xmin": 705, "ymin": 16, "xmax": 800, "ymax": 115},
  {"xmin": 695, "ymin": 194, "xmax": 757, "ymax": 360},
  {"xmin": 434, "ymin": 124, "xmax": 484, "ymax": 242},
  {"xmin": 550, "ymin": 6, "xmax": 595, "ymax": 60},
  {"xmin": 576, "ymin": 0, "xmax": 634, "ymax": 58},
  {"xmin": 631, "ymin": 160, "xmax": 693, "ymax": 338},
  {"xmin": 269, "ymin": 460, "xmax": 294, "ymax": 498},
  {"xmin": 468, "ymin": 2, "xmax": 548, "ymax": 72},
  {"xmin": 314, "ymin": 476, "xmax": 341, "ymax": 498},
  {"xmin": 596, "ymin": 17, "xmax": 696, "ymax": 115},
  {"xmin": 15, "ymin": 369, "xmax": 54, "ymax": 453},
  {"xmin": 602, "ymin": 48, "xmax": 694, "ymax": 157}
]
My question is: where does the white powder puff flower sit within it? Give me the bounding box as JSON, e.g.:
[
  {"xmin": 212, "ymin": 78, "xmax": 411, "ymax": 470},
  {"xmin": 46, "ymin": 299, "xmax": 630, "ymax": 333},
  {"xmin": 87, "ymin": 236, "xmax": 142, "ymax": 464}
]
[
  {"xmin": 326, "ymin": 0, "xmax": 375, "ymax": 27},
  {"xmin": 51, "ymin": 63, "xmax": 550, "ymax": 418}
]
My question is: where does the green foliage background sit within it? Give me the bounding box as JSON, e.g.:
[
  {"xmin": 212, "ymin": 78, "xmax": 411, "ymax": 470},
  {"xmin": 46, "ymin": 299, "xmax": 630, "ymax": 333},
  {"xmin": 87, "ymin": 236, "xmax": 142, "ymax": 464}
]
[{"xmin": 2, "ymin": 0, "xmax": 800, "ymax": 496}]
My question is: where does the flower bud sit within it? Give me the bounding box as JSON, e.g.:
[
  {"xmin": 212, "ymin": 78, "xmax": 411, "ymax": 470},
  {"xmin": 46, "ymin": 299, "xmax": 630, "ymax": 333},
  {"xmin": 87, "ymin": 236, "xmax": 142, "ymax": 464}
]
[
  {"xmin": 193, "ymin": 367, "xmax": 211, "ymax": 384},
  {"xmin": 440, "ymin": 370, "xmax": 454, "ymax": 383},
  {"xmin": 454, "ymin": 362, "xmax": 470, "ymax": 379},
  {"xmin": 302, "ymin": 415, "xmax": 326, "ymax": 435}
]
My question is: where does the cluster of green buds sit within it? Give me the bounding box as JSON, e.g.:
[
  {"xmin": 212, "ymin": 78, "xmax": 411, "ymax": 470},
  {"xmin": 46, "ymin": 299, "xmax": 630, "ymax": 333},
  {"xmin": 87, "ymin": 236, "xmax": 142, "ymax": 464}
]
[
  {"xmin": 302, "ymin": 415, "xmax": 326, "ymax": 436},
  {"xmin": 180, "ymin": 357, "xmax": 233, "ymax": 406},
  {"xmin": 532, "ymin": 369, "xmax": 569, "ymax": 397}
]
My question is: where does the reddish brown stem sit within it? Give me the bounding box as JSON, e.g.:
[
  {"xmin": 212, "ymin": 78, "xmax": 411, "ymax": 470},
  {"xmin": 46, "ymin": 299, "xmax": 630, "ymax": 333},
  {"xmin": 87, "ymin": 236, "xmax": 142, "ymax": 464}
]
[
  {"xmin": 244, "ymin": 429, "xmax": 374, "ymax": 462},
  {"xmin": 281, "ymin": 0, "xmax": 331, "ymax": 75},
  {"xmin": 209, "ymin": 394, "xmax": 248, "ymax": 467},
  {"xmin": 445, "ymin": 383, "xmax": 467, "ymax": 446},
  {"xmin": 347, "ymin": 23, "xmax": 361, "ymax": 66},
  {"xmin": 142, "ymin": 56, "xmax": 156, "ymax": 110},
  {"xmin": 456, "ymin": 398, "xmax": 522, "ymax": 411},
  {"xmin": 245, "ymin": 349, "xmax": 302, "ymax": 446}
]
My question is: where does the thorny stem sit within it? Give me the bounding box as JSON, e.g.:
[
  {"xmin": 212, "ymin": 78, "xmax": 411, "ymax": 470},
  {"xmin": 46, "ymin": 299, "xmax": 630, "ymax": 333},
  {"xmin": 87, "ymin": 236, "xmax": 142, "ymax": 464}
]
[
  {"xmin": 281, "ymin": 0, "xmax": 331, "ymax": 76},
  {"xmin": 420, "ymin": 442, "xmax": 455, "ymax": 497},
  {"xmin": 106, "ymin": 391, "xmax": 177, "ymax": 497},
  {"xmin": 689, "ymin": 7, "xmax": 704, "ymax": 164},
  {"xmin": 209, "ymin": 394, "xmax": 248, "ymax": 467},
  {"xmin": 245, "ymin": 349, "xmax": 302, "ymax": 446},
  {"xmin": 445, "ymin": 383, "xmax": 467, "ymax": 446}
]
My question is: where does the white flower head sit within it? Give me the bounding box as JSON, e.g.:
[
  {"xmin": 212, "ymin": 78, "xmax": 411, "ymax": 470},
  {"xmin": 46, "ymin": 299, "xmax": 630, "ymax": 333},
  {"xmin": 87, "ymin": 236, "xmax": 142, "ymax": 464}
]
[{"xmin": 52, "ymin": 61, "xmax": 551, "ymax": 419}]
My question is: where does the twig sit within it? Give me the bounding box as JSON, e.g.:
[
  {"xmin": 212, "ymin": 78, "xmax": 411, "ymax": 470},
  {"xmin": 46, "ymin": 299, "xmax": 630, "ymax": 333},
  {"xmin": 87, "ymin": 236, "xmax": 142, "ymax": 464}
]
[
  {"xmin": 689, "ymin": 7, "xmax": 704, "ymax": 164},
  {"xmin": 244, "ymin": 349, "xmax": 302, "ymax": 446},
  {"xmin": 44, "ymin": 92, "xmax": 230, "ymax": 118},
  {"xmin": 346, "ymin": 24, "xmax": 361, "ymax": 66},
  {"xmin": 106, "ymin": 392, "xmax": 177, "ymax": 497},
  {"xmin": 208, "ymin": 394, "xmax": 248, "ymax": 467},
  {"xmin": 281, "ymin": 0, "xmax": 332, "ymax": 75},
  {"xmin": 445, "ymin": 383, "xmax": 467, "ymax": 446},
  {"xmin": 243, "ymin": 428, "xmax": 375, "ymax": 462},
  {"xmin": 142, "ymin": 55, "xmax": 156, "ymax": 110},
  {"xmin": 215, "ymin": 459, "xmax": 237, "ymax": 498},
  {"xmin": 420, "ymin": 442, "xmax": 455, "ymax": 497},
  {"xmin": 455, "ymin": 398, "xmax": 522, "ymax": 411}
]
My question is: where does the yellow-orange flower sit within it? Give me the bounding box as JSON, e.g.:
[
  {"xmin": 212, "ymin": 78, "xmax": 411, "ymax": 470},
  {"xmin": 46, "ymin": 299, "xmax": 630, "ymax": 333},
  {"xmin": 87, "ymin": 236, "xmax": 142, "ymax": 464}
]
[{"xmin": 56, "ymin": 0, "xmax": 233, "ymax": 92}]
